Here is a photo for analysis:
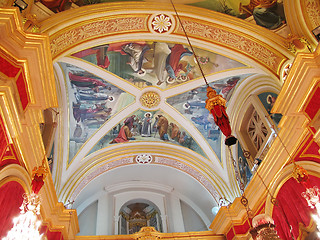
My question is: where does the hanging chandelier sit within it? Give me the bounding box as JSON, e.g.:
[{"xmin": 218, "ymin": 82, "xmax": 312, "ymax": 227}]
[
  {"xmin": 293, "ymin": 164, "xmax": 320, "ymax": 237},
  {"xmin": 3, "ymin": 160, "xmax": 48, "ymax": 240},
  {"xmin": 250, "ymin": 214, "xmax": 281, "ymax": 240},
  {"xmin": 2, "ymin": 193, "xmax": 43, "ymax": 240}
]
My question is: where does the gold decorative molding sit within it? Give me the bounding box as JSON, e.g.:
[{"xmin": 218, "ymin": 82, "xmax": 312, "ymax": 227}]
[
  {"xmin": 49, "ymin": 15, "xmax": 148, "ymax": 58},
  {"xmin": 42, "ymin": 3, "xmax": 290, "ymax": 77},
  {"xmin": 140, "ymin": 91, "xmax": 160, "ymax": 108},
  {"xmin": 175, "ymin": 17, "xmax": 287, "ymax": 75}
]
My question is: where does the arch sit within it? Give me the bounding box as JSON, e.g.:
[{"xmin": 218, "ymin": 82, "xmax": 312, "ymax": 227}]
[
  {"xmin": 265, "ymin": 161, "xmax": 320, "ymax": 239},
  {"xmin": 58, "ymin": 143, "xmax": 232, "ymax": 204}
]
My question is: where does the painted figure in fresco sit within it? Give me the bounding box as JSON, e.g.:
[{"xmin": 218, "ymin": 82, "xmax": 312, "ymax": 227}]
[
  {"xmin": 164, "ymin": 44, "xmax": 193, "ymax": 85},
  {"xmin": 183, "ymin": 98, "xmax": 206, "ymax": 110},
  {"xmin": 72, "ymin": 102, "xmax": 111, "ymax": 122},
  {"xmin": 75, "ymin": 90, "xmax": 114, "ymax": 101},
  {"xmin": 266, "ymin": 94, "xmax": 282, "ymax": 123},
  {"xmin": 178, "ymin": 132, "xmax": 192, "ymax": 148},
  {"xmin": 141, "ymin": 113, "xmax": 152, "ymax": 137},
  {"xmin": 154, "ymin": 42, "xmax": 170, "ymax": 86},
  {"xmin": 72, "ymin": 44, "xmax": 110, "ymax": 69},
  {"xmin": 122, "ymin": 43, "xmax": 151, "ymax": 75},
  {"xmin": 110, "ymin": 121, "xmax": 135, "ymax": 143},
  {"xmin": 69, "ymin": 72, "xmax": 107, "ymax": 92},
  {"xmin": 124, "ymin": 115, "xmax": 136, "ymax": 130},
  {"xmin": 191, "ymin": 115, "xmax": 211, "ymax": 130},
  {"xmin": 156, "ymin": 115, "xmax": 169, "ymax": 141},
  {"xmin": 242, "ymin": 0, "xmax": 284, "ymax": 29},
  {"xmin": 168, "ymin": 123, "xmax": 180, "ymax": 141},
  {"xmin": 238, "ymin": 157, "xmax": 252, "ymax": 187},
  {"xmin": 212, "ymin": 77, "xmax": 240, "ymax": 101}
]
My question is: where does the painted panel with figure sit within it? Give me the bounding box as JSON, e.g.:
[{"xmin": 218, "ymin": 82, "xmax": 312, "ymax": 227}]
[
  {"xmin": 87, "ymin": 110, "xmax": 205, "ymax": 157},
  {"xmin": 167, "ymin": 74, "xmax": 251, "ymax": 160},
  {"xmin": 60, "ymin": 63, "xmax": 135, "ymax": 162},
  {"xmin": 258, "ymin": 92, "xmax": 282, "ymax": 125},
  {"xmin": 71, "ymin": 41, "xmax": 246, "ymax": 89},
  {"xmin": 236, "ymin": 143, "xmax": 252, "ymax": 191}
]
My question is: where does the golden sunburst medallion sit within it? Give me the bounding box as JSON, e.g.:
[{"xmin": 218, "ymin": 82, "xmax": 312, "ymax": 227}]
[{"xmin": 140, "ymin": 91, "xmax": 161, "ymax": 108}]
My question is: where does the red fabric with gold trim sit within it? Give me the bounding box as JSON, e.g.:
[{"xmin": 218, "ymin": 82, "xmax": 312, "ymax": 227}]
[
  {"xmin": 0, "ymin": 181, "xmax": 25, "ymax": 238},
  {"xmin": 273, "ymin": 176, "xmax": 320, "ymax": 239}
]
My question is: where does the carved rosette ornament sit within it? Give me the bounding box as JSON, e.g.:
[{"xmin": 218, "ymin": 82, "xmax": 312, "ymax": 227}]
[
  {"xmin": 149, "ymin": 14, "xmax": 174, "ymax": 34},
  {"xmin": 136, "ymin": 154, "xmax": 152, "ymax": 164},
  {"xmin": 140, "ymin": 91, "xmax": 160, "ymax": 108}
]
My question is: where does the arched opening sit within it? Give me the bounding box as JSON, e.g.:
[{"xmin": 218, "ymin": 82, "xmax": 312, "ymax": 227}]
[{"xmin": 119, "ymin": 199, "xmax": 162, "ymax": 234}]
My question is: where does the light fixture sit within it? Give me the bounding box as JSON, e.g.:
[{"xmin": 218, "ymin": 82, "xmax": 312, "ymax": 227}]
[
  {"xmin": 169, "ymin": 0, "xmax": 237, "ymax": 146},
  {"xmin": 2, "ymin": 193, "xmax": 43, "ymax": 240},
  {"xmin": 250, "ymin": 214, "xmax": 281, "ymax": 240},
  {"xmin": 13, "ymin": 0, "xmax": 28, "ymax": 12},
  {"xmin": 293, "ymin": 164, "xmax": 320, "ymax": 237},
  {"xmin": 3, "ymin": 159, "xmax": 48, "ymax": 240}
]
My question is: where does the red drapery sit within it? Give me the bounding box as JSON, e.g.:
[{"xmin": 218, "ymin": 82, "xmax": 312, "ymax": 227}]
[
  {"xmin": 0, "ymin": 181, "xmax": 25, "ymax": 238},
  {"xmin": 273, "ymin": 175, "xmax": 320, "ymax": 239}
]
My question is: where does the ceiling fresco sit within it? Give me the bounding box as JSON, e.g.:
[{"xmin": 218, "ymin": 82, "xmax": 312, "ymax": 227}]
[
  {"xmin": 71, "ymin": 41, "xmax": 246, "ymax": 89},
  {"xmin": 87, "ymin": 110, "xmax": 206, "ymax": 158},
  {"xmin": 167, "ymin": 74, "xmax": 251, "ymax": 159},
  {"xmin": 61, "ymin": 40, "xmax": 251, "ymax": 164},
  {"xmin": 60, "ymin": 63, "xmax": 136, "ymax": 161}
]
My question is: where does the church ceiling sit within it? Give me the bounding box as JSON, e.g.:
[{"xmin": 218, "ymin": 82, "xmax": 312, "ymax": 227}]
[
  {"xmin": 59, "ymin": 40, "xmax": 252, "ymax": 165},
  {"xmin": 46, "ymin": 1, "xmax": 294, "ymax": 217}
]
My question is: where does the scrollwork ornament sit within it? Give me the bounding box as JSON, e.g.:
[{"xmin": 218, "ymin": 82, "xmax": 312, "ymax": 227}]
[{"xmin": 136, "ymin": 154, "xmax": 153, "ymax": 164}]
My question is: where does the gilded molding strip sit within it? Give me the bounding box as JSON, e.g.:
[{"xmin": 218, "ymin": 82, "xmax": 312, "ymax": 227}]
[
  {"xmin": 70, "ymin": 157, "xmax": 134, "ymax": 200},
  {"xmin": 154, "ymin": 157, "xmax": 220, "ymax": 199},
  {"xmin": 50, "ymin": 16, "xmax": 147, "ymax": 57},
  {"xmin": 49, "ymin": 13, "xmax": 287, "ymax": 76},
  {"xmin": 176, "ymin": 18, "xmax": 285, "ymax": 75}
]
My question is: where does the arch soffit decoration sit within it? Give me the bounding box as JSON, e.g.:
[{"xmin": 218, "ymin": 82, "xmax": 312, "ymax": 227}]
[
  {"xmin": 58, "ymin": 143, "xmax": 234, "ymax": 204},
  {"xmin": 265, "ymin": 161, "xmax": 320, "ymax": 216}
]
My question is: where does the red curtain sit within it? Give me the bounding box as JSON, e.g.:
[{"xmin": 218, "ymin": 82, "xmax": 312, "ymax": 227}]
[
  {"xmin": 273, "ymin": 176, "xmax": 320, "ymax": 239},
  {"xmin": 0, "ymin": 181, "xmax": 25, "ymax": 238}
]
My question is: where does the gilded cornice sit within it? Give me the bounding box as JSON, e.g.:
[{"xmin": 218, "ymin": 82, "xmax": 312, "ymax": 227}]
[
  {"xmin": 75, "ymin": 227, "xmax": 224, "ymax": 240},
  {"xmin": 0, "ymin": 8, "xmax": 58, "ymax": 109},
  {"xmin": 41, "ymin": 2, "xmax": 291, "ymax": 77}
]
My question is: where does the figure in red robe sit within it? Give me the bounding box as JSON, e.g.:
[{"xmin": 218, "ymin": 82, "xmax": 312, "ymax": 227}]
[
  {"xmin": 205, "ymin": 86, "xmax": 237, "ymax": 146},
  {"xmin": 165, "ymin": 44, "xmax": 193, "ymax": 82},
  {"xmin": 110, "ymin": 121, "xmax": 135, "ymax": 143},
  {"xmin": 68, "ymin": 72, "xmax": 107, "ymax": 90}
]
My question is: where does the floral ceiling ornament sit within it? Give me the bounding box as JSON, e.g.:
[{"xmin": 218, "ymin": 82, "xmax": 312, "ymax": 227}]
[
  {"xmin": 140, "ymin": 91, "xmax": 160, "ymax": 108},
  {"xmin": 136, "ymin": 154, "xmax": 152, "ymax": 164},
  {"xmin": 151, "ymin": 14, "xmax": 172, "ymax": 33}
]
